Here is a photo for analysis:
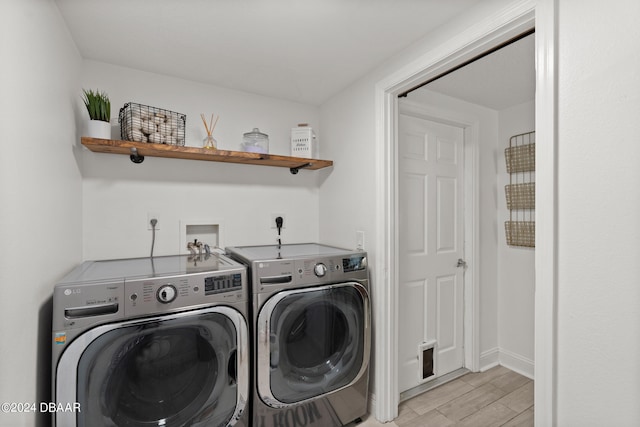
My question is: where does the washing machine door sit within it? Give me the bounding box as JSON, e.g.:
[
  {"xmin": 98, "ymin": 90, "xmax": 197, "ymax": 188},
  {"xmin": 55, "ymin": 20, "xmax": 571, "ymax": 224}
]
[
  {"xmin": 257, "ymin": 282, "xmax": 370, "ymax": 407},
  {"xmin": 55, "ymin": 306, "xmax": 248, "ymax": 427}
]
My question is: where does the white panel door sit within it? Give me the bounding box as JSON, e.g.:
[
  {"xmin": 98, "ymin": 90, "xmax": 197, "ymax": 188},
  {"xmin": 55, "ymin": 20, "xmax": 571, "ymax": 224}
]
[{"xmin": 398, "ymin": 114, "xmax": 465, "ymax": 393}]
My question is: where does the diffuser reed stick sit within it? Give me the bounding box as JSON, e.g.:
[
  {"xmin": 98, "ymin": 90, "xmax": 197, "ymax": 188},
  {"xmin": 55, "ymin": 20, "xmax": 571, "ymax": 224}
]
[{"xmin": 201, "ymin": 113, "xmax": 219, "ymax": 149}]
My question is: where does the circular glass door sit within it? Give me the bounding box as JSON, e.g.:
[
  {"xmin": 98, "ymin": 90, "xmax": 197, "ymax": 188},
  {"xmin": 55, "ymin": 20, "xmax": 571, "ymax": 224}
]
[
  {"xmin": 258, "ymin": 283, "xmax": 370, "ymax": 406},
  {"xmin": 58, "ymin": 307, "xmax": 247, "ymax": 427}
]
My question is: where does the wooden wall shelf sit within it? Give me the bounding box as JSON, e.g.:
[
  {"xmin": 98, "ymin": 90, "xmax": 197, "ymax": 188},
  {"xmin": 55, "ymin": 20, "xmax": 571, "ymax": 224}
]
[{"xmin": 81, "ymin": 137, "xmax": 333, "ymax": 174}]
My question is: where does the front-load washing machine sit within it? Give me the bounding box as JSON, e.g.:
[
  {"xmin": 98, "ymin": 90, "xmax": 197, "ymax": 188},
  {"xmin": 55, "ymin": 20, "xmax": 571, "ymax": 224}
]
[
  {"xmin": 225, "ymin": 243, "xmax": 371, "ymax": 427},
  {"xmin": 52, "ymin": 252, "xmax": 250, "ymax": 427}
]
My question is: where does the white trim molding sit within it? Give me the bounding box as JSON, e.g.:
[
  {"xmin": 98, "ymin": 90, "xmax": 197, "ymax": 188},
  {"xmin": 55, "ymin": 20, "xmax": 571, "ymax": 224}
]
[
  {"xmin": 534, "ymin": 0, "xmax": 558, "ymax": 425},
  {"xmin": 500, "ymin": 349, "xmax": 535, "ymax": 380},
  {"xmin": 480, "ymin": 348, "xmax": 501, "ymax": 372},
  {"xmin": 480, "ymin": 347, "xmax": 535, "ymax": 379}
]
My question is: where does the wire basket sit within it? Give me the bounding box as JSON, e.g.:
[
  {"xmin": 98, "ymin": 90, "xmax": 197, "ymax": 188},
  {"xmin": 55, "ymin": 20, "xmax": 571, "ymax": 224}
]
[
  {"xmin": 505, "ymin": 221, "xmax": 535, "ymax": 247},
  {"xmin": 505, "ymin": 143, "xmax": 535, "ymax": 173},
  {"xmin": 505, "ymin": 131, "xmax": 535, "ymax": 248},
  {"xmin": 505, "ymin": 182, "xmax": 535, "ymax": 210},
  {"xmin": 119, "ymin": 102, "xmax": 186, "ymax": 145}
]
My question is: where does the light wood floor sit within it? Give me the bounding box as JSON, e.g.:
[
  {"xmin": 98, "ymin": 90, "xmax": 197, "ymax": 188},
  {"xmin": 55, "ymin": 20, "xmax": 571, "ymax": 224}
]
[{"xmin": 358, "ymin": 366, "xmax": 533, "ymax": 427}]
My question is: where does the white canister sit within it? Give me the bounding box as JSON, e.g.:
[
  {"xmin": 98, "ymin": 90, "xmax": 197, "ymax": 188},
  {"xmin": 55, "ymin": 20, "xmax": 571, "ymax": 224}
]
[{"xmin": 291, "ymin": 124, "xmax": 317, "ymax": 159}]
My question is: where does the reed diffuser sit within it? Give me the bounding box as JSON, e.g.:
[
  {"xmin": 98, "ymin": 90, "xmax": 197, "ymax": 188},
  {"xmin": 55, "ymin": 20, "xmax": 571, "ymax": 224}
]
[{"xmin": 200, "ymin": 113, "xmax": 219, "ymax": 149}]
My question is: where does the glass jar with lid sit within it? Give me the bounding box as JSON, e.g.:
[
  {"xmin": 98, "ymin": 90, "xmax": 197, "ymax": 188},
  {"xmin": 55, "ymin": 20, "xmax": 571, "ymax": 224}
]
[{"xmin": 242, "ymin": 128, "xmax": 269, "ymax": 154}]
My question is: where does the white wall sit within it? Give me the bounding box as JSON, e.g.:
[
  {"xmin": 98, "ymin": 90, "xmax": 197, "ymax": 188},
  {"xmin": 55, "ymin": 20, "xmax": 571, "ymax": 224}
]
[
  {"xmin": 497, "ymin": 100, "xmax": 535, "ymax": 376},
  {"xmin": 0, "ymin": 1, "xmax": 83, "ymax": 426},
  {"xmin": 318, "ymin": 76, "xmax": 376, "ymax": 252},
  {"xmin": 556, "ymin": 1, "xmax": 640, "ymax": 425},
  {"xmin": 81, "ymin": 61, "xmax": 322, "ymax": 260}
]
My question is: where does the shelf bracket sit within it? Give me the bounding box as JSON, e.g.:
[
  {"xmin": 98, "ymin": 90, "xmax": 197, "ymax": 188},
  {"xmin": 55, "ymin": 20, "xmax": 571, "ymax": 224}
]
[
  {"xmin": 290, "ymin": 162, "xmax": 312, "ymax": 174},
  {"xmin": 130, "ymin": 147, "xmax": 144, "ymax": 164}
]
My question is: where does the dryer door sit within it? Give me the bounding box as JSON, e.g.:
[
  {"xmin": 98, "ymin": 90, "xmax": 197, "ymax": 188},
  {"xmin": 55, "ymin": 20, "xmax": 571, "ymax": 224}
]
[
  {"xmin": 257, "ymin": 282, "xmax": 370, "ymax": 407},
  {"xmin": 55, "ymin": 306, "xmax": 248, "ymax": 427}
]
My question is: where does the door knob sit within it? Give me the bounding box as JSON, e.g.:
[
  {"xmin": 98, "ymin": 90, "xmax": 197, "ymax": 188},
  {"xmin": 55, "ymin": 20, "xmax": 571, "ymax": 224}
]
[{"xmin": 456, "ymin": 258, "xmax": 467, "ymax": 268}]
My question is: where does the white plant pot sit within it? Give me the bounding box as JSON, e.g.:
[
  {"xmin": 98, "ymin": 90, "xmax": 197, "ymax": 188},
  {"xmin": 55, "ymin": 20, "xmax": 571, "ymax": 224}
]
[{"xmin": 86, "ymin": 120, "xmax": 111, "ymax": 139}]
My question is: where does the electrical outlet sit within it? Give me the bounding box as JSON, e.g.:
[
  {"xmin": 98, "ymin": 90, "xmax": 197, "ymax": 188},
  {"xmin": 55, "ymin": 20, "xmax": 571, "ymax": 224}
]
[
  {"xmin": 270, "ymin": 213, "xmax": 286, "ymax": 229},
  {"xmin": 147, "ymin": 213, "xmax": 160, "ymax": 230},
  {"xmin": 356, "ymin": 230, "xmax": 365, "ymax": 250}
]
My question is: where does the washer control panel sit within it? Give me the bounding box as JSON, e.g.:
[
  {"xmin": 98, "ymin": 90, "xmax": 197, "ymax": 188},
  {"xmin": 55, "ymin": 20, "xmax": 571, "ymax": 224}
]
[
  {"xmin": 125, "ymin": 271, "xmax": 246, "ymax": 317},
  {"xmin": 53, "ymin": 254, "xmax": 247, "ymax": 333}
]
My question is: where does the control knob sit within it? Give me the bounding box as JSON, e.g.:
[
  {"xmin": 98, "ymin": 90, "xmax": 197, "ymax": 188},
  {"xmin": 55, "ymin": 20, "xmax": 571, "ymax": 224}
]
[
  {"xmin": 157, "ymin": 284, "xmax": 177, "ymax": 304},
  {"xmin": 314, "ymin": 263, "xmax": 328, "ymax": 277}
]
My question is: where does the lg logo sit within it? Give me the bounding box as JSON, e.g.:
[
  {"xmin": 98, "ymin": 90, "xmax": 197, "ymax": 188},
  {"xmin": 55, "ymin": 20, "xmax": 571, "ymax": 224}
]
[{"xmin": 63, "ymin": 288, "xmax": 81, "ymax": 296}]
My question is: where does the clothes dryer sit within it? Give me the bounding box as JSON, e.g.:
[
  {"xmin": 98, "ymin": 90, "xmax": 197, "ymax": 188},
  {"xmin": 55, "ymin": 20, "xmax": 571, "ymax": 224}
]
[
  {"xmin": 52, "ymin": 252, "xmax": 250, "ymax": 427},
  {"xmin": 225, "ymin": 243, "xmax": 371, "ymax": 427}
]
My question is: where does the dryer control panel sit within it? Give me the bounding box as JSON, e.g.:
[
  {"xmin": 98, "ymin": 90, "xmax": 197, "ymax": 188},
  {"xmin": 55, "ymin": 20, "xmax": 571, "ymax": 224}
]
[
  {"xmin": 225, "ymin": 244, "xmax": 368, "ymax": 293},
  {"xmin": 253, "ymin": 254, "xmax": 368, "ymax": 291}
]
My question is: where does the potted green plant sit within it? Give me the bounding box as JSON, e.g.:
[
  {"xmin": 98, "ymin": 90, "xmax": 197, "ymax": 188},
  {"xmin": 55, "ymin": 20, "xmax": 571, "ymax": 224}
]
[{"xmin": 82, "ymin": 88, "xmax": 111, "ymax": 139}]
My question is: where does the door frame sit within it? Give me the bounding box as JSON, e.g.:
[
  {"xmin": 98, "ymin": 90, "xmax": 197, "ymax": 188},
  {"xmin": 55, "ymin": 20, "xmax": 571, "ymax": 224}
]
[
  {"xmin": 373, "ymin": 1, "xmax": 557, "ymax": 425},
  {"xmin": 397, "ymin": 100, "xmax": 481, "ymax": 381}
]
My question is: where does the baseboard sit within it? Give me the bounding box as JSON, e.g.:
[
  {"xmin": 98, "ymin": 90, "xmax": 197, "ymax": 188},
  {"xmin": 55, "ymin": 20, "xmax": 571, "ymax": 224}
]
[
  {"xmin": 498, "ymin": 348, "xmax": 534, "ymax": 379},
  {"xmin": 480, "ymin": 347, "xmax": 500, "ymax": 371},
  {"xmin": 479, "ymin": 347, "xmax": 534, "ymax": 379}
]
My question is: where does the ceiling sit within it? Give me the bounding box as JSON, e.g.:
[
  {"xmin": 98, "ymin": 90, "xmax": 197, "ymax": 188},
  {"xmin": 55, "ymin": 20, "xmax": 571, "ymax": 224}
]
[
  {"xmin": 55, "ymin": 0, "xmax": 486, "ymax": 105},
  {"xmin": 421, "ymin": 33, "xmax": 535, "ymax": 110},
  {"xmin": 55, "ymin": 1, "xmax": 534, "ymax": 109}
]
